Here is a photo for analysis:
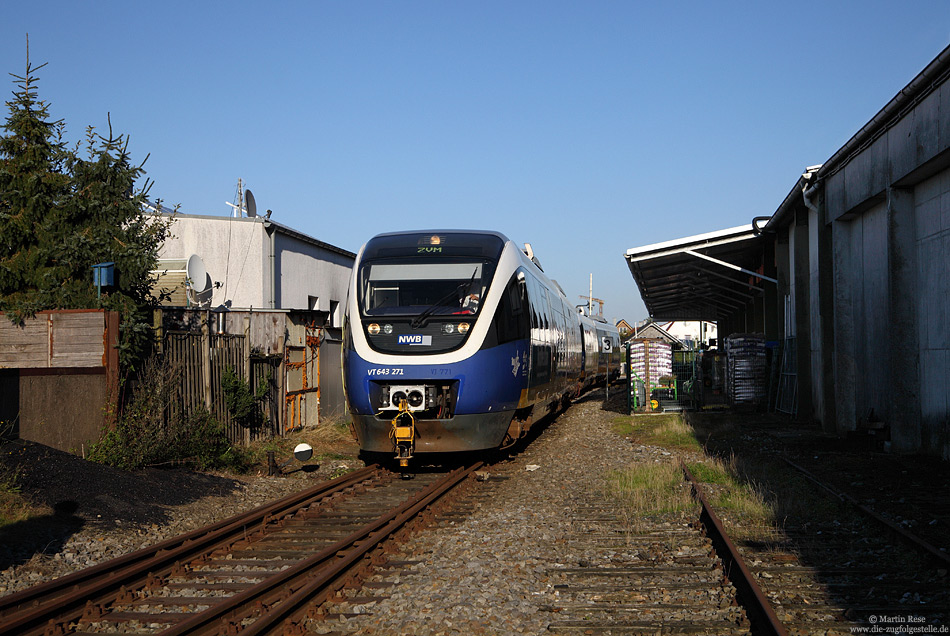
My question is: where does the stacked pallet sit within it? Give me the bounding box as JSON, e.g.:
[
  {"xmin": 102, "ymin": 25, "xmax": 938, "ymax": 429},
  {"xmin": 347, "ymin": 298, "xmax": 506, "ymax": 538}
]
[
  {"xmin": 725, "ymin": 333, "xmax": 767, "ymax": 406},
  {"xmin": 628, "ymin": 339, "xmax": 673, "ymax": 388}
]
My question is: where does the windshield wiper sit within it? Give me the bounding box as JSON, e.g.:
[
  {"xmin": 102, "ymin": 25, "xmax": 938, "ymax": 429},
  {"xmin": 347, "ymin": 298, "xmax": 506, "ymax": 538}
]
[{"xmin": 410, "ymin": 269, "xmax": 477, "ymax": 329}]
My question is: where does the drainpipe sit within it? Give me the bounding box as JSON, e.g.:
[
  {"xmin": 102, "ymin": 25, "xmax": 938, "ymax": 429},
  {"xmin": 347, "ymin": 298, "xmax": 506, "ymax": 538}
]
[
  {"xmin": 801, "ymin": 171, "xmax": 820, "ymax": 216},
  {"xmin": 263, "ymin": 220, "xmax": 276, "ymax": 309}
]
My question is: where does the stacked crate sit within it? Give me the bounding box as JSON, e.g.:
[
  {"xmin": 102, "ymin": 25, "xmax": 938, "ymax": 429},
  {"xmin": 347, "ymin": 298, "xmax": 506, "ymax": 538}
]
[
  {"xmin": 725, "ymin": 333, "xmax": 767, "ymax": 407},
  {"xmin": 628, "ymin": 339, "xmax": 673, "ymax": 389}
]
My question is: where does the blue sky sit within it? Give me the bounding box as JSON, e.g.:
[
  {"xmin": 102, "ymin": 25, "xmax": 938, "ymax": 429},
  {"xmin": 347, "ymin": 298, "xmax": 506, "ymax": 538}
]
[{"xmin": 3, "ymin": 2, "xmax": 949, "ymax": 323}]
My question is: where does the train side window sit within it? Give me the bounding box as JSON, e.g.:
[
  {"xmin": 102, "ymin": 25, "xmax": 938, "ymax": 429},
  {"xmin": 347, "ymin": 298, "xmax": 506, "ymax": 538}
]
[
  {"xmin": 540, "ymin": 287, "xmax": 550, "ymax": 333},
  {"xmin": 532, "ymin": 277, "xmax": 542, "ymax": 331},
  {"xmin": 493, "ymin": 273, "xmax": 530, "ymax": 345},
  {"xmin": 508, "ymin": 276, "xmax": 524, "ymax": 316}
]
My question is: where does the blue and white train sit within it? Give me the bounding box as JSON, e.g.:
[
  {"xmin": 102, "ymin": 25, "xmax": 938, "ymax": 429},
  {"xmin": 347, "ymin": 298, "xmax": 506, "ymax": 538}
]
[{"xmin": 342, "ymin": 230, "xmax": 620, "ymax": 464}]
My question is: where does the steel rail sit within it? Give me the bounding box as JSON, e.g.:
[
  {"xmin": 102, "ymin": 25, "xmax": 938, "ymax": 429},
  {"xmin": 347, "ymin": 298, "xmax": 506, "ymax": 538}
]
[
  {"xmin": 783, "ymin": 457, "xmax": 950, "ymax": 569},
  {"xmin": 0, "ymin": 464, "xmax": 382, "ymax": 636},
  {"xmin": 682, "ymin": 463, "xmax": 788, "ymax": 636},
  {"xmin": 159, "ymin": 462, "xmax": 483, "ymax": 636}
]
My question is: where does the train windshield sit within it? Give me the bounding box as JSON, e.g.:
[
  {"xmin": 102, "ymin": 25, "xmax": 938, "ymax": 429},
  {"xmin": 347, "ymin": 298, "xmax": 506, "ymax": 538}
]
[{"xmin": 360, "ymin": 261, "xmax": 491, "ymax": 317}]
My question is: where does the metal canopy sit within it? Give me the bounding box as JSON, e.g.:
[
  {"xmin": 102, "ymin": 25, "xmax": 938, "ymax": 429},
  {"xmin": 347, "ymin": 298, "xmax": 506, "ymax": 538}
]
[{"xmin": 624, "ymin": 225, "xmax": 766, "ymax": 321}]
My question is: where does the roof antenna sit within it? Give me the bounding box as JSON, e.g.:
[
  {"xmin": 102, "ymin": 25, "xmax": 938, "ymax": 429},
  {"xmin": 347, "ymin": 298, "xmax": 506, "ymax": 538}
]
[{"xmin": 225, "ymin": 178, "xmax": 254, "ymax": 217}]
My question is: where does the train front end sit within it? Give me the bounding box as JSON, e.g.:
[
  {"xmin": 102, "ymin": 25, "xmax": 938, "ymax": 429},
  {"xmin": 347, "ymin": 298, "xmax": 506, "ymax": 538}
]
[{"xmin": 343, "ymin": 231, "xmax": 528, "ymax": 465}]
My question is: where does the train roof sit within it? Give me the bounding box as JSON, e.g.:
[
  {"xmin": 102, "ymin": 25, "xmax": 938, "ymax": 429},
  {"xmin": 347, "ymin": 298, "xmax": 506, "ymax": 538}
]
[{"xmin": 370, "ymin": 229, "xmax": 511, "ymax": 242}]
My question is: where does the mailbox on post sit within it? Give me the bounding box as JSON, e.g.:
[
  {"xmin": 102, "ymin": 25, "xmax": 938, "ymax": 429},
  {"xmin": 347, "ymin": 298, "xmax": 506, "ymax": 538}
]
[{"xmin": 92, "ymin": 262, "xmax": 115, "ymax": 299}]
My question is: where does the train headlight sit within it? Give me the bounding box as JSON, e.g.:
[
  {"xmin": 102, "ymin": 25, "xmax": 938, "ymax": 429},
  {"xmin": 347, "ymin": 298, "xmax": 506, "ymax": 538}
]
[
  {"xmin": 367, "ymin": 323, "xmax": 380, "ymax": 335},
  {"xmin": 407, "ymin": 390, "xmax": 424, "ymax": 408},
  {"xmin": 383, "ymin": 324, "xmax": 393, "ymax": 334},
  {"xmin": 384, "ymin": 385, "xmax": 431, "ymax": 411},
  {"xmin": 442, "ymin": 322, "xmax": 470, "ymax": 335}
]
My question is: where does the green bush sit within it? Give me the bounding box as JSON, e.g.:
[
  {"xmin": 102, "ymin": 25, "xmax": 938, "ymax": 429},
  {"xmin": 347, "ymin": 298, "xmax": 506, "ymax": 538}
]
[
  {"xmin": 221, "ymin": 367, "xmax": 268, "ymax": 430},
  {"xmin": 88, "ymin": 356, "xmax": 249, "ymax": 472}
]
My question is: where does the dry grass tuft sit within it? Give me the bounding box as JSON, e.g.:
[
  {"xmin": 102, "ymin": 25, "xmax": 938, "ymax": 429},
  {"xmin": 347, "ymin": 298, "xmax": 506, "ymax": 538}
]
[
  {"xmin": 686, "ymin": 455, "xmax": 774, "ymax": 537},
  {"xmin": 606, "ymin": 462, "xmax": 697, "ymax": 530},
  {"xmin": 0, "ymin": 460, "xmax": 47, "ymax": 529},
  {"xmin": 613, "ymin": 413, "xmax": 702, "ymax": 453},
  {"xmin": 241, "ymin": 417, "xmax": 360, "ymax": 471}
]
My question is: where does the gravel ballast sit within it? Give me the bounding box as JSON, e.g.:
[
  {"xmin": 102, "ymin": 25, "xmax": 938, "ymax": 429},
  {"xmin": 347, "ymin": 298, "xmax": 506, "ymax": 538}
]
[
  {"xmin": 1, "ymin": 389, "xmax": 688, "ymax": 634},
  {"xmin": 311, "ymin": 391, "xmax": 691, "ymax": 635},
  {"xmin": 0, "ymin": 442, "xmax": 357, "ymax": 596}
]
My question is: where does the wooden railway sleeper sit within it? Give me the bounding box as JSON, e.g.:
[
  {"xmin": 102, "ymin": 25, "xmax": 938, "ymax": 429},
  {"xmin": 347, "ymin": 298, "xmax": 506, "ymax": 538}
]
[
  {"xmin": 370, "ymin": 546, "xmax": 387, "ymax": 565},
  {"xmin": 283, "ymin": 622, "xmax": 309, "ymax": 636}
]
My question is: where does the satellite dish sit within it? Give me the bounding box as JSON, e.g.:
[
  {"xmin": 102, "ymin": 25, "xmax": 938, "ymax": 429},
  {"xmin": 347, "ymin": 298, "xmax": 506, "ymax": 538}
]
[
  {"xmin": 186, "ymin": 254, "xmax": 208, "ymax": 293},
  {"xmin": 245, "ymin": 188, "xmax": 257, "ymax": 217}
]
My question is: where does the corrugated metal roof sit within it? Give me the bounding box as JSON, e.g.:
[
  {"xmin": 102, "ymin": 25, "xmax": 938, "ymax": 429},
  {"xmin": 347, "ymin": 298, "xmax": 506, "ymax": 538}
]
[{"xmin": 624, "ymin": 224, "xmax": 765, "ymax": 321}]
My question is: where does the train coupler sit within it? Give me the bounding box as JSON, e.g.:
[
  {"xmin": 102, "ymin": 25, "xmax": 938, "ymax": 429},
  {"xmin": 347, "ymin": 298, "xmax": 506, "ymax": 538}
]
[{"xmin": 390, "ymin": 399, "xmax": 415, "ymax": 471}]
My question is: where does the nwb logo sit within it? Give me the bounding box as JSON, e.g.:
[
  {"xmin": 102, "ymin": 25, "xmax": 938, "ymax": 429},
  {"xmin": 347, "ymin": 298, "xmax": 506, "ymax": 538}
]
[{"xmin": 397, "ymin": 335, "xmax": 431, "ymax": 345}]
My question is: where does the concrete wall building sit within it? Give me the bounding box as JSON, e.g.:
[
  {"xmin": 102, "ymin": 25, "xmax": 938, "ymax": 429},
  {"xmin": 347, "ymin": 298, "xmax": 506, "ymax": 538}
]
[
  {"xmin": 626, "ymin": 44, "xmax": 950, "ymax": 459},
  {"xmin": 761, "ymin": 44, "xmax": 950, "ymax": 458},
  {"xmin": 157, "ymin": 213, "xmax": 355, "ymax": 323}
]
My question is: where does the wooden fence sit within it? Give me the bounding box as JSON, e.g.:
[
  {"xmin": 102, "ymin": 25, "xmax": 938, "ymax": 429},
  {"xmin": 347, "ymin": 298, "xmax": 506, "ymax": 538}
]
[
  {"xmin": 164, "ymin": 331, "xmax": 281, "ymax": 443},
  {"xmin": 154, "ymin": 308, "xmax": 344, "ymax": 443},
  {"xmin": 0, "ymin": 310, "xmax": 119, "ymax": 452}
]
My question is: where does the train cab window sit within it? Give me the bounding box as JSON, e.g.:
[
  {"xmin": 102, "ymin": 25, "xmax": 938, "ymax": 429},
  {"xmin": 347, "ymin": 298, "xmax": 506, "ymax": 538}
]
[{"xmin": 360, "ymin": 262, "xmax": 490, "ymax": 317}]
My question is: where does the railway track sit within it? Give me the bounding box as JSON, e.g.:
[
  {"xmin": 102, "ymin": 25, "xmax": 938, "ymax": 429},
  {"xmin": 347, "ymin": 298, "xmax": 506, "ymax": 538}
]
[
  {"xmin": 5, "ymin": 406, "xmax": 948, "ymax": 635},
  {"xmin": 0, "ymin": 462, "xmax": 481, "ymax": 635},
  {"xmin": 730, "ymin": 458, "xmax": 950, "ymax": 634},
  {"xmin": 543, "ymin": 462, "xmax": 786, "ymax": 635},
  {"xmin": 687, "ymin": 413, "xmax": 950, "ymax": 634}
]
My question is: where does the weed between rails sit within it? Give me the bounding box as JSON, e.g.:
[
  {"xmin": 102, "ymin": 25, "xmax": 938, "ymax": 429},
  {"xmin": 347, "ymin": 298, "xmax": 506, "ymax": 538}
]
[
  {"xmin": 612, "ymin": 414, "xmax": 703, "ymax": 452},
  {"xmin": 607, "ymin": 412, "xmax": 775, "ymax": 534},
  {"xmin": 606, "ymin": 462, "xmax": 698, "ymax": 530}
]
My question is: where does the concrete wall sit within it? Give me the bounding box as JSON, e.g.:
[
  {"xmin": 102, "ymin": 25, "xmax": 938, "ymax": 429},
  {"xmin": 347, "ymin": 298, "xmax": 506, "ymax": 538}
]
[
  {"xmin": 819, "ymin": 65, "xmax": 950, "ymax": 457},
  {"xmin": 833, "ymin": 201, "xmax": 889, "ymax": 430},
  {"xmin": 18, "ymin": 371, "xmax": 109, "ymax": 453},
  {"xmin": 755, "ymin": 48, "xmax": 950, "ymax": 455},
  {"xmin": 275, "ymin": 232, "xmax": 354, "ymax": 319},
  {"xmin": 915, "ymin": 169, "xmax": 950, "ymax": 457},
  {"xmin": 807, "ymin": 208, "xmax": 823, "ymax": 424}
]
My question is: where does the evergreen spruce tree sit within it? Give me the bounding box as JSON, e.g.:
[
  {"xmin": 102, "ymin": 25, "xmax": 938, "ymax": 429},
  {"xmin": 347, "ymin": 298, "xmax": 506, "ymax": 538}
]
[
  {"xmin": 0, "ymin": 54, "xmax": 70, "ymax": 318},
  {"xmin": 0, "ymin": 50, "xmax": 173, "ymax": 373}
]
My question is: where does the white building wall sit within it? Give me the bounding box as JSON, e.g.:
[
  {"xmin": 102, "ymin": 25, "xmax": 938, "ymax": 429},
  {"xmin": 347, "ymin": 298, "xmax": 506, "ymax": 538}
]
[
  {"xmin": 660, "ymin": 321, "xmax": 717, "ymax": 348},
  {"xmin": 159, "ymin": 216, "xmax": 267, "ymax": 309},
  {"xmin": 159, "ymin": 215, "xmax": 354, "ymax": 315}
]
